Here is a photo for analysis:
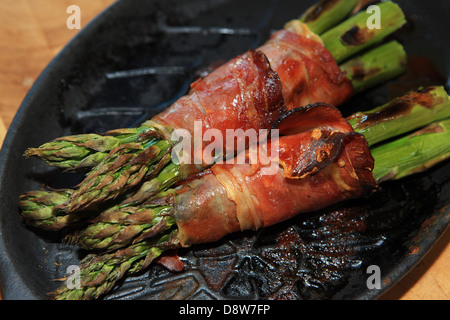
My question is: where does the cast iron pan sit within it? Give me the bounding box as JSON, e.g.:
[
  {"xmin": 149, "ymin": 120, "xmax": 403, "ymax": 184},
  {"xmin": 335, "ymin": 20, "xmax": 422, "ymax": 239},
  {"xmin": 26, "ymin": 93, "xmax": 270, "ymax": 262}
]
[{"xmin": 0, "ymin": 0, "xmax": 449, "ymax": 300}]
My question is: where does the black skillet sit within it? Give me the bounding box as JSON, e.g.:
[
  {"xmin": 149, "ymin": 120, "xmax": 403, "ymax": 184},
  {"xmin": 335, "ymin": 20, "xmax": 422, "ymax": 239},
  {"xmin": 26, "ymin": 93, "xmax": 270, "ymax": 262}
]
[{"xmin": 0, "ymin": 0, "xmax": 448, "ymax": 300}]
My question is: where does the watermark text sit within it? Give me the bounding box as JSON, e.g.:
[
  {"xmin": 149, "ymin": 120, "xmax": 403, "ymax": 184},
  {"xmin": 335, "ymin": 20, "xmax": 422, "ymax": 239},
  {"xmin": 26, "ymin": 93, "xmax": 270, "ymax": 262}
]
[{"xmin": 170, "ymin": 121, "xmax": 279, "ymax": 176}]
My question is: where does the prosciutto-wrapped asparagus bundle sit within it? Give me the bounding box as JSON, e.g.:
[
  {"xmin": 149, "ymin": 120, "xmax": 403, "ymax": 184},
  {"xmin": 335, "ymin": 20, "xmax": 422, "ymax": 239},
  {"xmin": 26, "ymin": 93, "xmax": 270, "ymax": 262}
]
[
  {"xmin": 51, "ymin": 93, "xmax": 450, "ymax": 299},
  {"xmin": 21, "ymin": 1, "xmax": 406, "ymax": 225},
  {"xmin": 52, "ymin": 103, "xmax": 375, "ymax": 299},
  {"xmin": 21, "ymin": 84, "xmax": 450, "ymax": 235}
]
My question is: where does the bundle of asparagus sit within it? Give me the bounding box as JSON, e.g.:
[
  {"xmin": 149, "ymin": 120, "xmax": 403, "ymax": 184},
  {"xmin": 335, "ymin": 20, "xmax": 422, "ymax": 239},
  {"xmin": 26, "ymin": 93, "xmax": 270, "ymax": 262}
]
[
  {"xmin": 46, "ymin": 86, "xmax": 450, "ymax": 300},
  {"xmin": 18, "ymin": 0, "xmax": 450, "ymax": 300},
  {"xmin": 22, "ymin": 0, "xmax": 407, "ymax": 228}
]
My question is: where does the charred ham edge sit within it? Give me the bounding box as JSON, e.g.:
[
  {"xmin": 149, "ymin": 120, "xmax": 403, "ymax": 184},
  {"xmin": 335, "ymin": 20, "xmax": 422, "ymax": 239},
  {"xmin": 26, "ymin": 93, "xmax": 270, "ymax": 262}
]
[
  {"xmin": 271, "ymin": 103, "xmax": 354, "ymax": 136},
  {"xmin": 270, "ymin": 103, "xmax": 355, "ymax": 178}
]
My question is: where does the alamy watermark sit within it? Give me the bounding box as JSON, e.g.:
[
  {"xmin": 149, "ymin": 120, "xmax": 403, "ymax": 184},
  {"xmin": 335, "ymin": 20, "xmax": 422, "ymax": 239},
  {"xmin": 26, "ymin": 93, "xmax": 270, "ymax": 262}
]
[
  {"xmin": 366, "ymin": 5, "xmax": 382, "ymax": 30},
  {"xmin": 170, "ymin": 121, "xmax": 280, "ymax": 176},
  {"xmin": 65, "ymin": 265, "xmax": 81, "ymax": 289},
  {"xmin": 66, "ymin": 5, "xmax": 81, "ymax": 30},
  {"xmin": 366, "ymin": 265, "xmax": 382, "ymax": 290},
  {"xmin": 65, "ymin": 3, "xmax": 382, "ymax": 30}
]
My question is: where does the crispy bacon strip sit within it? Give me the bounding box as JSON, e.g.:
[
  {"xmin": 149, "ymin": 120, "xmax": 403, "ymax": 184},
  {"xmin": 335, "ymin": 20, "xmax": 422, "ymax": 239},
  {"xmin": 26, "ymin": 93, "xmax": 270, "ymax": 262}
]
[{"xmin": 172, "ymin": 104, "xmax": 376, "ymax": 246}]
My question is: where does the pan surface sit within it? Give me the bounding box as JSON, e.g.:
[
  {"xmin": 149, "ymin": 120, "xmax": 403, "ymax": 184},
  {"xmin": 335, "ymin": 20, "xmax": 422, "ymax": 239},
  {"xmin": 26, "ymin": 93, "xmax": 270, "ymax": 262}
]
[{"xmin": 0, "ymin": 0, "xmax": 448, "ymax": 300}]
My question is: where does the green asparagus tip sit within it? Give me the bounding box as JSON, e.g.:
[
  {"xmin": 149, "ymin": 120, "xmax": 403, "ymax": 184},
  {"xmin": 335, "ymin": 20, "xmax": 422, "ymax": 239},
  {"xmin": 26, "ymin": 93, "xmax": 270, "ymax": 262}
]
[
  {"xmin": 19, "ymin": 189, "xmax": 73, "ymax": 228},
  {"xmin": 51, "ymin": 229, "xmax": 180, "ymax": 300}
]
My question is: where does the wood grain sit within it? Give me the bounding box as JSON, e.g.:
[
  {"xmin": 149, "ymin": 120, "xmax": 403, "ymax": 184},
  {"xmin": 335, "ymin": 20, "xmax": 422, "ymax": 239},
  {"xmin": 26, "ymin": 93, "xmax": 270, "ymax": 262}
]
[
  {"xmin": 0, "ymin": 0, "xmax": 448, "ymax": 300},
  {"xmin": 0, "ymin": 0, "xmax": 115, "ymax": 133}
]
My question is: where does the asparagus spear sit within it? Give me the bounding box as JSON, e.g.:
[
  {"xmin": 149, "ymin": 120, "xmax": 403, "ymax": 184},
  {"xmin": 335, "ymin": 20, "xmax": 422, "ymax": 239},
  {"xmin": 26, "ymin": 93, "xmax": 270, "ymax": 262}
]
[
  {"xmin": 65, "ymin": 201, "xmax": 176, "ymax": 251},
  {"xmin": 61, "ymin": 138, "xmax": 173, "ymax": 213},
  {"xmin": 23, "ymin": 122, "xmax": 168, "ymax": 171},
  {"xmin": 372, "ymin": 119, "xmax": 450, "ymax": 183},
  {"xmin": 23, "ymin": 134, "xmax": 116, "ymax": 171},
  {"xmin": 321, "ymin": 1, "xmax": 407, "ymax": 63},
  {"xmin": 348, "ymin": 86, "xmax": 450, "ymax": 146},
  {"xmin": 19, "ymin": 86, "xmax": 449, "ymax": 230},
  {"xmin": 340, "ymin": 40, "xmax": 407, "ymax": 94},
  {"xmin": 19, "ymin": 161, "xmax": 181, "ymax": 230},
  {"xmin": 19, "ymin": 189, "xmax": 75, "ymax": 229},
  {"xmin": 52, "ymin": 118, "xmax": 450, "ymax": 300}
]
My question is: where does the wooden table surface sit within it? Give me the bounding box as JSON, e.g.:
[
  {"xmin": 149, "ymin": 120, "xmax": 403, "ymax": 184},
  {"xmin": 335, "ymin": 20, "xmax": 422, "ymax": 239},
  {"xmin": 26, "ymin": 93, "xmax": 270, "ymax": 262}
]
[{"xmin": 0, "ymin": 0, "xmax": 448, "ymax": 300}]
